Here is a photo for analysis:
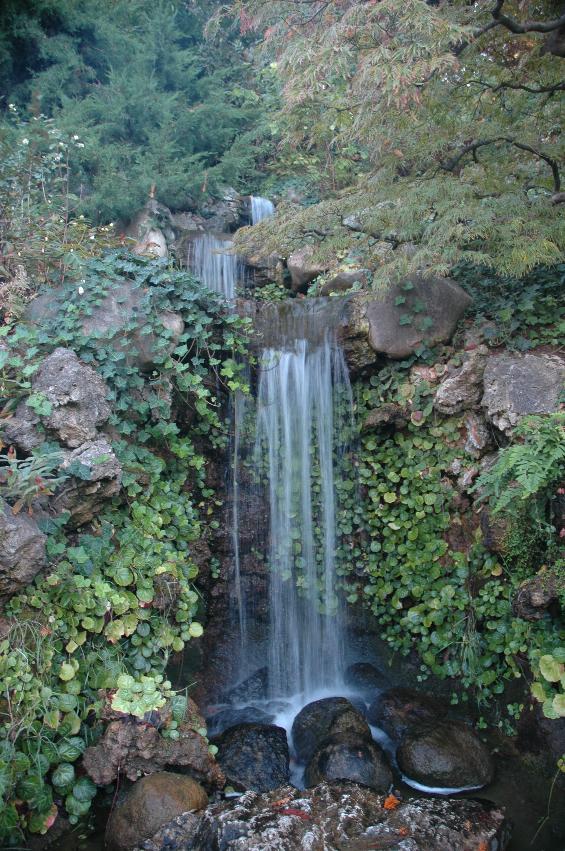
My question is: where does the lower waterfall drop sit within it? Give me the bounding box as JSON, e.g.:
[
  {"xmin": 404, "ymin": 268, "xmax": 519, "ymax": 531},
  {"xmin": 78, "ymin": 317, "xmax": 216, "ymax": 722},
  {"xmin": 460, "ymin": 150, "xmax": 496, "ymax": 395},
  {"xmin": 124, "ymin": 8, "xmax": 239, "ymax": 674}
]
[
  {"xmin": 253, "ymin": 301, "xmax": 353, "ymax": 699},
  {"xmin": 189, "ymin": 233, "xmax": 239, "ymax": 300}
]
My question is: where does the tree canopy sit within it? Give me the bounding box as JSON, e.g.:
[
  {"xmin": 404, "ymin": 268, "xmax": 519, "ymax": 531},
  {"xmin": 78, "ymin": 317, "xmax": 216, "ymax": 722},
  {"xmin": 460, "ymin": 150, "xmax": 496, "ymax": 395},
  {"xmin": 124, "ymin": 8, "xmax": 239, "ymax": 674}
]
[
  {"xmin": 0, "ymin": 0, "xmax": 272, "ymax": 221},
  {"xmin": 227, "ymin": 0, "xmax": 564, "ymax": 281}
]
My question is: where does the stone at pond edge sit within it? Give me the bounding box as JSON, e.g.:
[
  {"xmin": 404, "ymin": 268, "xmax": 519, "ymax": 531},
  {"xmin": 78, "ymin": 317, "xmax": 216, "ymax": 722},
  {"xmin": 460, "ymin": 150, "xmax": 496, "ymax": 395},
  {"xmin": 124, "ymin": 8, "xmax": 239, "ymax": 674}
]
[
  {"xmin": 105, "ymin": 771, "xmax": 208, "ymax": 851},
  {"xmin": 481, "ymin": 352, "xmax": 565, "ymax": 433},
  {"xmin": 397, "ymin": 720, "xmax": 495, "ymax": 789},
  {"xmin": 0, "ymin": 498, "xmax": 46, "ymax": 603},
  {"xmin": 304, "ymin": 732, "xmax": 392, "ymax": 791},
  {"xmin": 367, "ymin": 687, "xmax": 447, "ymax": 740},
  {"xmin": 212, "ymin": 723, "xmax": 289, "ymax": 792},
  {"xmin": 291, "ymin": 697, "xmax": 371, "ymax": 763},
  {"xmin": 135, "ymin": 782, "xmax": 511, "ymax": 851}
]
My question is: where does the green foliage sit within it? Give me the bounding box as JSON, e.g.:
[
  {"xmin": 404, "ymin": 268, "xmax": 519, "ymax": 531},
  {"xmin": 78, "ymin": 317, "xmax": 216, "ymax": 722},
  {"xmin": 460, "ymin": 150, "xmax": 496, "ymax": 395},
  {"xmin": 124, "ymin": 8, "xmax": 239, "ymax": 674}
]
[
  {"xmin": 229, "ymin": 0, "xmax": 563, "ymax": 282},
  {"xmin": 0, "ymin": 0, "xmax": 272, "ymax": 222},
  {"xmin": 473, "ymin": 413, "xmax": 565, "ymax": 516},
  {"xmin": 531, "ymin": 642, "xmax": 565, "ymax": 721},
  {"xmin": 337, "ymin": 359, "xmax": 564, "ymax": 715},
  {"xmin": 0, "ymin": 448, "xmax": 68, "ymax": 510},
  {"xmin": 0, "ymin": 250, "xmax": 248, "ymax": 841},
  {"xmin": 453, "ymin": 263, "xmax": 565, "ymax": 351}
]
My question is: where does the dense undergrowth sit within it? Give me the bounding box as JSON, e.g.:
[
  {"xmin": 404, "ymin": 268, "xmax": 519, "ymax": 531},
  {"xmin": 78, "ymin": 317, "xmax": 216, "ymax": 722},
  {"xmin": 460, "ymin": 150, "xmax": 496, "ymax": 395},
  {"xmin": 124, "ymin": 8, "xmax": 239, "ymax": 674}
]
[{"xmin": 0, "ymin": 252, "xmax": 249, "ymax": 841}]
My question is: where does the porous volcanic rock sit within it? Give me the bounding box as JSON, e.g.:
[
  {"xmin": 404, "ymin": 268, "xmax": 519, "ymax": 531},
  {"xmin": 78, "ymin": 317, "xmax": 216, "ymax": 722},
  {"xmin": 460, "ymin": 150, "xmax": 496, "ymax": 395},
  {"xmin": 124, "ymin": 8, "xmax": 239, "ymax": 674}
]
[
  {"xmin": 55, "ymin": 437, "xmax": 122, "ymax": 526},
  {"xmin": 434, "ymin": 346, "xmax": 488, "ymax": 415},
  {"xmin": 0, "ymin": 498, "xmax": 46, "ymax": 602},
  {"xmin": 135, "ymin": 782, "xmax": 511, "ymax": 851},
  {"xmin": 3, "ymin": 347, "xmax": 111, "ymax": 451}
]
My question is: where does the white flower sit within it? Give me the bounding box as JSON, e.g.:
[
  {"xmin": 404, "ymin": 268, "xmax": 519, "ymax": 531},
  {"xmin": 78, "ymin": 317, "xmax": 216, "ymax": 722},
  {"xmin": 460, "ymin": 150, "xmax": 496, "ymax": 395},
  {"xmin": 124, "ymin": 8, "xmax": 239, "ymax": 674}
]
[
  {"xmin": 21, "ymin": 138, "xmax": 29, "ymax": 145},
  {"xmin": 73, "ymin": 134, "xmax": 80, "ymax": 140},
  {"xmin": 76, "ymin": 142, "xmax": 85, "ymax": 148},
  {"xmin": 78, "ymin": 286, "xmax": 84, "ymax": 295}
]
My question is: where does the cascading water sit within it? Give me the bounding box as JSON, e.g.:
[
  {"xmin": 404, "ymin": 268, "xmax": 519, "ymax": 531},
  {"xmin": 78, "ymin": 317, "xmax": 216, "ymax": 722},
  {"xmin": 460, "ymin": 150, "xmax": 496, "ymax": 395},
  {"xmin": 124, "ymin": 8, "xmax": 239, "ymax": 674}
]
[
  {"xmin": 250, "ymin": 195, "xmax": 275, "ymax": 224},
  {"xmin": 230, "ymin": 300, "xmax": 353, "ymax": 701},
  {"xmin": 190, "ymin": 233, "xmax": 239, "ymax": 300}
]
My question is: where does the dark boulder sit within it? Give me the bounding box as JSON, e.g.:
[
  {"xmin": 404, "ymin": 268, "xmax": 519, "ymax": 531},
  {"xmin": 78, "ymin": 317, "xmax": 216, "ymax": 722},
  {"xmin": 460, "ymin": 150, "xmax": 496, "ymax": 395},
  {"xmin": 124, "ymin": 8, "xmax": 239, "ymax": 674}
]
[
  {"xmin": 367, "ymin": 687, "xmax": 447, "ymax": 739},
  {"xmin": 212, "ymin": 723, "xmax": 289, "ymax": 792},
  {"xmin": 513, "ymin": 572, "xmax": 563, "ymax": 621},
  {"xmin": 105, "ymin": 771, "xmax": 208, "ymax": 851},
  {"xmin": 223, "ymin": 667, "xmax": 269, "ymax": 703},
  {"xmin": 304, "ymin": 732, "xmax": 392, "ymax": 791},
  {"xmin": 291, "ymin": 697, "xmax": 371, "ymax": 763},
  {"xmin": 397, "ymin": 720, "xmax": 495, "ymax": 789},
  {"xmin": 206, "ymin": 705, "xmax": 274, "ymax": 737},
  {"xmin": 135, "ymin": 782, "xmax": 511, "ymax": 851},
  {"xmin": 344, "ymin": 662, "xmax": 391, "ymax": 696}
]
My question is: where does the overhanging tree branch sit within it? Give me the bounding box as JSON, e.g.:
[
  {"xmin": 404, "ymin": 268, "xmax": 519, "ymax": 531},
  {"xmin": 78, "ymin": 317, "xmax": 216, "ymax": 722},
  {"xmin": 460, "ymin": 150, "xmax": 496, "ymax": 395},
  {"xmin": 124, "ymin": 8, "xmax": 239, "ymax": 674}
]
[
  {"xmin": 441, "ymin": 137, "xmax": 561, "ymax": 192},
  {"xmin": 466, "ymin": 79, "xmax": 565, "ymax": 95},
  {"xmin": 491, "ymin": 0, "xmax": 565, "ymax": 34}
]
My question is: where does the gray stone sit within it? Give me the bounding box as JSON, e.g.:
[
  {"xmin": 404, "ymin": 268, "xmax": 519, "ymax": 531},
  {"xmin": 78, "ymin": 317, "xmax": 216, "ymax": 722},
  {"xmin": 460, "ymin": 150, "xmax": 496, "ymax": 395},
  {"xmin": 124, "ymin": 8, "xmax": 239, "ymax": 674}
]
[
  {"xmin": 362, "ymin": 403, "xmax": 409, "ymax": 432},
  {"xmin": 136, "ymin": 782, "xmax": 511, "ymax": 851},
  {"xmin": 0, "ymin": 498, "xmax": 46, "ymax": 603},
  {"xmin": 54, "ymin": 438, "xmax": 122, "ymax": 526},
  {"xmin": 4, "ymin": 348, "xmax": 110, "ymax": 451},
  {"xmin": 133, "ymin": 227, "xmax": 168, "ymax": 258},
  {"xmin": 319, "ymin": 267, "xmax": 369, "ymax": 296},
  {"xmin": 397, "ymin": 720, "xmax": 495, "ymax": 789},
  {"xmin": 292, "ymin": 697, "xmax": 371, "ymax": 764},
  {"xmin": 213, "ymin": 723, "xmax": 289, "ymax": 793},
  {"xmin": 287, "ymin": 245, "xmax": 330, "ymax": 291},
  {"xmin": 434, "ymin": 346, "xmax": 488, "ymax": 415},
  {"xmin": 482, "ymin": 352, "xmax": 565, "ymax": 432},
  {"xmin": 341, "ymin": 276, "xmax": 471, "ymax": 365},
  {"xmin": 105, "ymin": 772, "xmax": 208, "ymax": 851},
  {"xmin": 304, "ymin": 732, "xmax": 392, "ymax": 791}
]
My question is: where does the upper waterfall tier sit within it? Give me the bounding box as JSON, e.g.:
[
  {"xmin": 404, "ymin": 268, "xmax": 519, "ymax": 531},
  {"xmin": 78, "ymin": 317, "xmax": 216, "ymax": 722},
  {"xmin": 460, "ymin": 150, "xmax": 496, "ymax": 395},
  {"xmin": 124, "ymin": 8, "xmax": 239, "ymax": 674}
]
[{"xmin": 190, "ymin": 234, "xmax": 240, "ymax": 301}]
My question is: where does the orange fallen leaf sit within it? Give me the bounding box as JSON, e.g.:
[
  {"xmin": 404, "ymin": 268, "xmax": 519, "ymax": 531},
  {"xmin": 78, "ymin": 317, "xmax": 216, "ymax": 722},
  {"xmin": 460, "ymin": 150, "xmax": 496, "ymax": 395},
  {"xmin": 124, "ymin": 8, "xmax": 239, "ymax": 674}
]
[
  {"xmin": 477, "ymin": 843, "xmax": 488, "ymax": 851},
  {"xmin": 398, "ymin": 826, "xmax": 410, "ymax": 837},
  {"xmin": 383, "ymin": 793, "xmax": 400, "ymax": 811},
  {"xmin": 271, "ymin": 795, "xmax": 292, "ymax": 809}
]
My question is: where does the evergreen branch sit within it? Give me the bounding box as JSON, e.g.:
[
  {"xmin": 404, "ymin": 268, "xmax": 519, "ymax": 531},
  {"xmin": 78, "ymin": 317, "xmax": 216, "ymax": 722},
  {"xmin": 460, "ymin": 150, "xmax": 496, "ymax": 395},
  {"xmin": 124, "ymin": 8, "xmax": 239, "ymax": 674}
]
[
  {"xmin": 491, "ymin": 0, "xmax": 565, "ymax": 35},
  {"xmin": 441, "ymin": 137, "xmax": 561, "ymax": 193},
  {"xmin": 466, "ymin": 79, "xmax": 565, "ymax": 95}
]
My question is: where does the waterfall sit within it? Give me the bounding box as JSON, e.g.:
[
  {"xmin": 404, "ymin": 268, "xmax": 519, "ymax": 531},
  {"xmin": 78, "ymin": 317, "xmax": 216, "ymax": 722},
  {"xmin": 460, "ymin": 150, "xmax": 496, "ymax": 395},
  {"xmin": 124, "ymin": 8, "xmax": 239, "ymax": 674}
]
[
  {"xmin": 252, "ymin": 300, "xmax": 352, "ymax": 698},
  {"xmin": 250, "ymin": 196, "xmax": 275, "ymax": 225},
  {"xmin": 190, "ymin": 234, "xmax": 239, "ymax": 300}
]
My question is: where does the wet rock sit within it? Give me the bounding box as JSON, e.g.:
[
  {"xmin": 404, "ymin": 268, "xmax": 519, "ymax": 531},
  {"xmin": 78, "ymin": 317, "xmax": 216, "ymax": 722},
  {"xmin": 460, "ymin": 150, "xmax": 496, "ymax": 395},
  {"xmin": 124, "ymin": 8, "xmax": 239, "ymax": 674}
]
[
  {"xmin": 0, "ymin": 498, "xmax": 46, "ymax": 603},
  {"xmin": 292, "ymin": 697, "xmax": 371, "ymax": 763},
  {"xmin": 304, "ymin": 732, "xmax": 392, "ymax": 791},
  {"xmin": 512, "ymin": 571, "xmax": 563, "ymax": 621},
  {"xmin": 482, "ymin": 352, "xmax": 565, "ymax": 432},
  {"xmin": 212, "ymin": 723, "xmax": 289, "ymax": 792},
  {"xmin": 342, "ymin": 276, "xmax": 471, "ymax": 364},
  {"xmin": 105, "ymin": 772, "xmax": 208, "ymax": 851},
  {"xmin": 362, "ymin": 404, "xmax": 408, "ymax": 432},
  {"xmin": 3, "ymin": 348, "xmax": 111, "ymax": 451},
  {"xmin": 54, "ymin": 438, "xmax": 122, "ymax": 527},
  {"xmin": 287, "ymin": 245, "xmax": 330, "ymax": 291},
  {"xmin": 344, "ymin": 662, "xmax": 391, "ymax": 696},
  {"xmin": 242, "ymin": 251, "xmax": 285, "ymax": 289},
  {"xmin": 82, "ymin": 705, "xmax": 224, "ymax": 789},
  {"xmin": 367, "ymin": 687, "xmax": 447, "ymax": 740},
  {"xmin": 136, "ymin": 782, "xmax": 511, "ymax": 851},
  {"xmin": 434, "ymin": 346, "xmax": 488, "ymax": 415},
  {"xmin": 224, "ymin": 667, "xmax": 269, "ymax": 703},
  {"xmin": 398, "ymin": 720, "xmax": 494, "ymax": 789},
  {"xmin": 206, "ymin": 705, "xmax": 274, "ymax": 737}
]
